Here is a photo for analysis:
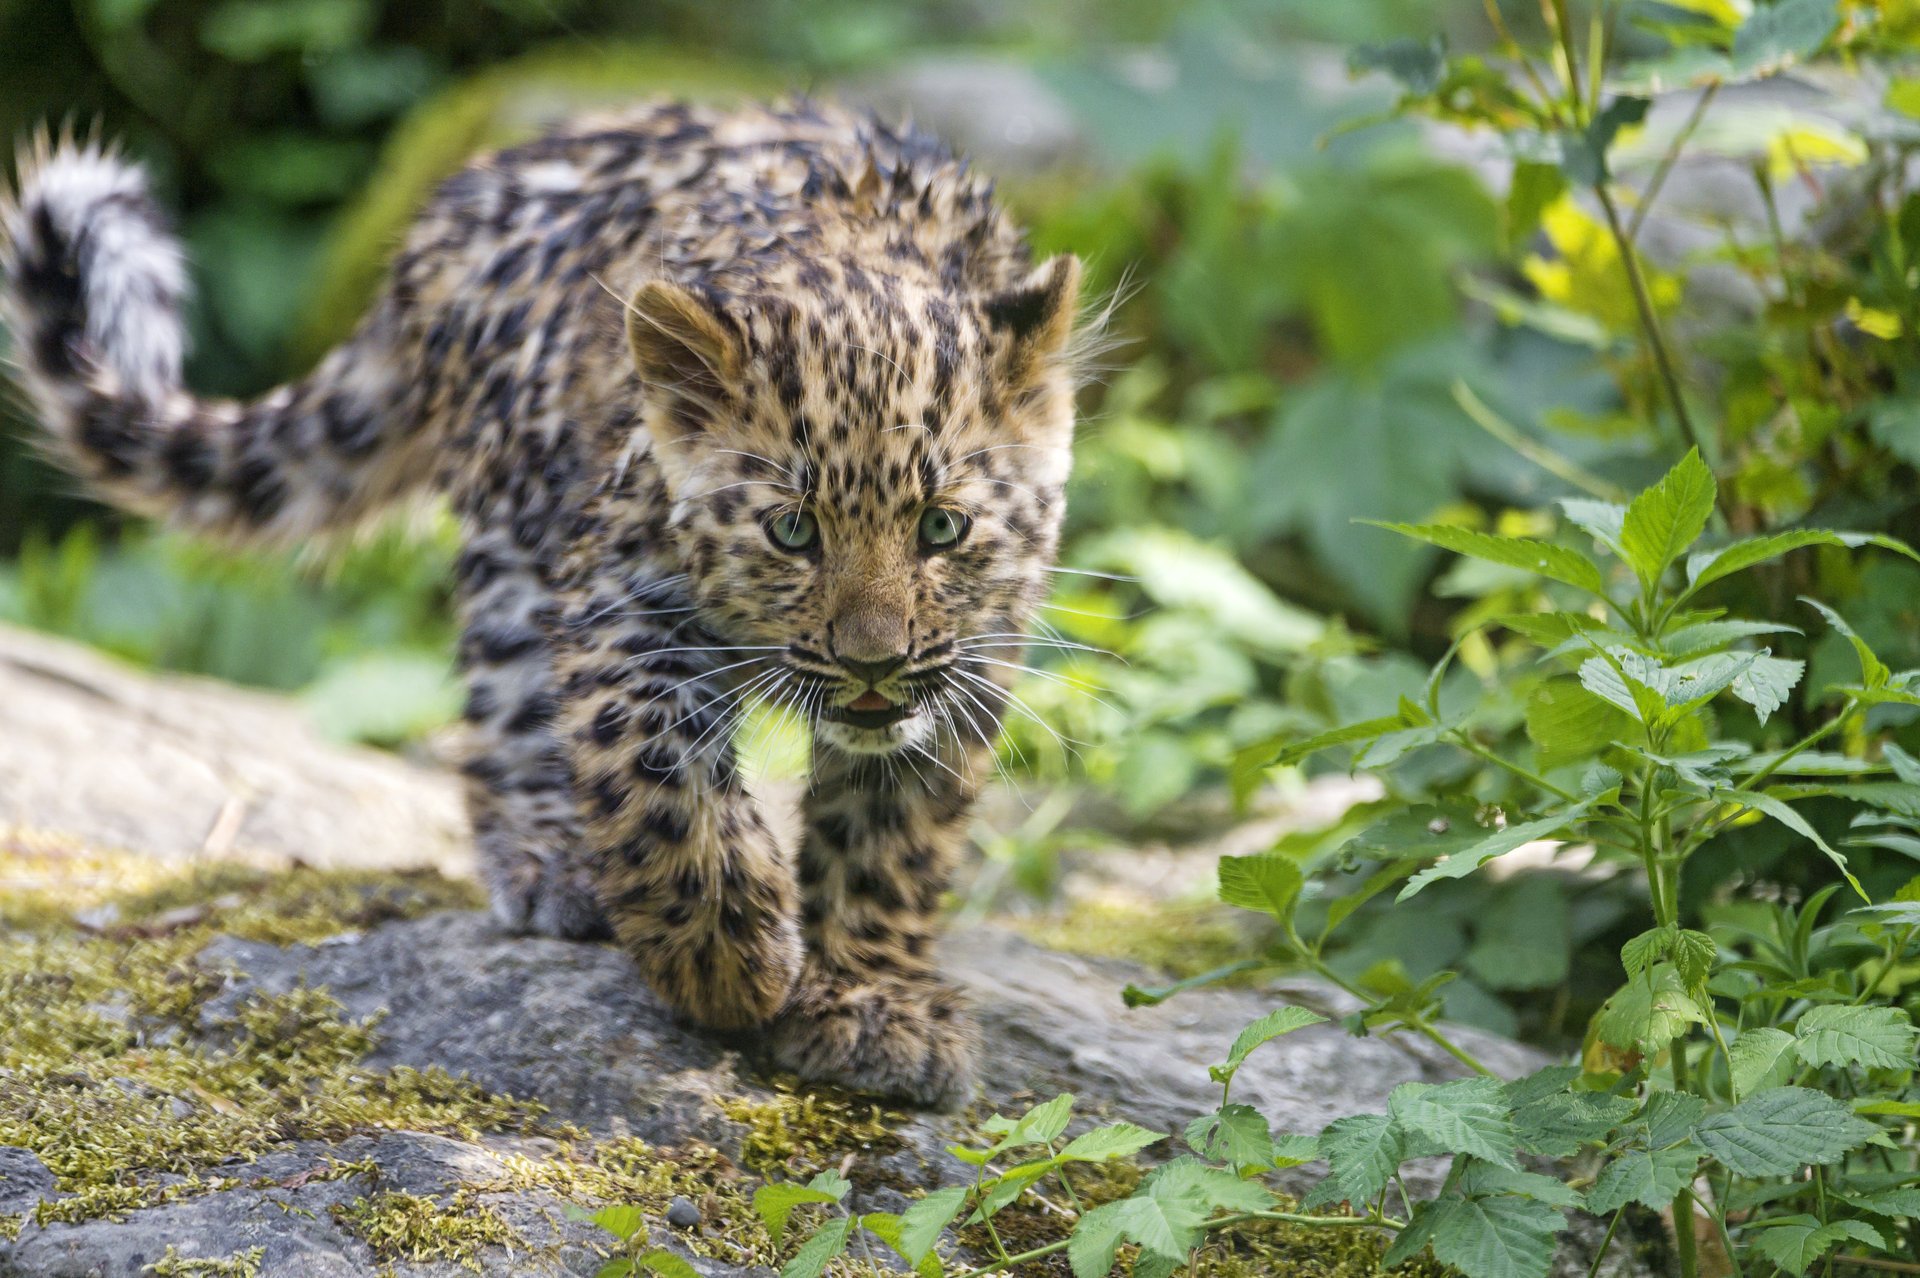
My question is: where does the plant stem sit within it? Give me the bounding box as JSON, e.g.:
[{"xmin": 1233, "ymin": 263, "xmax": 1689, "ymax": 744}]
[
  {"xmin": 1593, "ymin": 182, "xmax": 1705, "ymax": 459},
  {"xmin": 1585, "ymin": 1208, "xmax": 1626, "ymax": 1278},
  {"xmin": 1671, "ymin": 1050, "xmax": 1701, "ymax": 1278},
  {"xmin": 1294, "ymin": 940, "xmax": 1498, "ymax": 1078},
  {"xmin": 1854, "ymin": 925, "xmax": 1920, "ymax": 1006},
  {"xmin": 1451, "ymin": 731, "xmax": 1583, "ymax": 803},
  {"xmin": 1833, "ymin": 1259, "xmax": 1920, "ymax": 1274},
  {"xmin": 1451, "ymin": 379, "xmax": 1631, "ymax": 502},
  {"xmin": 1628, "ymin": 82, "xmax": 1722, "ymax": 244}
]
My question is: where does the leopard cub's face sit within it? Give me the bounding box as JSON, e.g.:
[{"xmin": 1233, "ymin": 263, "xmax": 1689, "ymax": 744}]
[{"xmin": 625, "ymin": 258, "xmax": 1081, "ymax": 758}]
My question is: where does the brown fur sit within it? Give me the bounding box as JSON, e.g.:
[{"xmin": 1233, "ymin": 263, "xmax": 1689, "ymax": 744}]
[{"xmin": 1, "ymin": 102, "xmax": 1083, "ymax": 1107}]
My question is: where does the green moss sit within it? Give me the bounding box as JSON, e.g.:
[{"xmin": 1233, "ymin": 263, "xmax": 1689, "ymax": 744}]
[
  {"xmin": 0, "ymin": 837, "xmax": 530, "ymax": 1227},
  {"xmin": 0, "ymin": 1211, "xmax": 21, "ymax": 1241},
  {"xmin": 142, "ymin": 1245, "xmax": 266, "ymax": 1277},
  {"xmin": 332, "ymin": 1189, "xmax": 518, "ymax": 1270},
  {"xmin": 1004, "ymin": 894, "xmax": 1265, "ymax": 981},
  {"xmin": 716, "ymin": 1081, "xmax": 904, "ymax": 1176}
]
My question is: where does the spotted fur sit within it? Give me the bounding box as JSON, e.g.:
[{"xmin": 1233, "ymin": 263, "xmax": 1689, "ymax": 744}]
[{"xmin": 1, "ymin": 103, "xmax": 1083, "ymax": 1108}]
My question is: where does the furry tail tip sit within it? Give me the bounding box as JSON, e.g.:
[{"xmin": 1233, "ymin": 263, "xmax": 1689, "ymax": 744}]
[{"xmin": 1, "ymin": 133, "xmax": 188, "ymax": 402}]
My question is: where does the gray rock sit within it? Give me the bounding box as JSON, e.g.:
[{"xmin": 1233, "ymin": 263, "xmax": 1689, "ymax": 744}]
[
  {"xmin": 847, "ymin": 54, "xmax": 1086, "ymax": 177},
  {"xmin": 0, "ymin": 625, "xmax": 1657, "ymax": 1276}
]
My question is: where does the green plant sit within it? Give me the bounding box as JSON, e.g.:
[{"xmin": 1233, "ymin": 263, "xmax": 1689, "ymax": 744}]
[{"xmin": 626, "ymin": 450, "xmax": 1920, "ymax": 1278}]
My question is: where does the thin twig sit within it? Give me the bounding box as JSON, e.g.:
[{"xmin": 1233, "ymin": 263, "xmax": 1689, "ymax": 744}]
[{"xmin": 1628, "ymin": 82, "xmax": 1722, "ymax": 244}]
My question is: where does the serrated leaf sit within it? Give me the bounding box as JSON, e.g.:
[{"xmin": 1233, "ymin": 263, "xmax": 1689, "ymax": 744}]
[
  {"xmin": 1805, "ymin": 598, "xmax": 1890, "ymax": 688},
  {"xmin": 1454, "ymin": 1159, "xmax": 1585, "ymax": 1208},
  {"xmin": 1428, "ymin": 1193, "xmax": 1563, "ymax": 1278},
  {"xmin": 1620, "ymin": 449, "xmax": 1715, "ymax": 586},
  {"xmin": 1639, "ymin": 1092, "xmax": 1709, "ymax": 1149},
  {"xmin": 1842, "ymin": 1187, "xmax": 1920, "ymax": 1218},
  {"xmin": 984, "ymin": 1094, "xmax": 1075, "ymax": 1152},
  {"xmin": 1560, "ymin": 498, "xmax": 1629, "ymax": 558},
  {"xmin": 1366, "ymin": 522, "xmax": 1606, "ymax": 594},
  {"xmin": 1503, "ymin": 1065, "xmax": 1582, "ymax": 1109},
  {"xmin": 1211, "ymin": 1006, "xmax": 1327, "ymax": 1088},
  {"xmin": 781, "ymin": 1215, "xmax": 853, "ymax": 1278},
  {"xmin": 1186, "ymin": 1105, "xmax": 1272, "ymax": 1170},
  {"xmin": 1586, "ymin": 1145, "xmax": 1700, "ymax": 1213},
  {"xmin": 1730, "ymin": 655, "xmax": 1803, "ymax": 725},
  {"xmin": 582, "ymin": 1204, "xmax": 648, "ymax": 1241},
  {"xmin": 893, "ymin": 1186, "xmax": 967, "ymax": 1265},
  {"xmin": 1512, "ymin": 1092, "xmax": 1636, "ymax": 1157},
  {"xmin": 755, "ymin": 1180, "xmax": 848, "ymax": 1246},
  {"xmin": 635, "ymin": 1252, "xmax": 701, "ymax": 1278},
  {"xmin": 1389, "ymin": 1078, "xmax": 1518, "ymax": 1169},
  {"xmin": 1216, "ymin": 855, "xmax": 1303, "ymax": 922},
  {"xmin": 1397, "ymin": 800, "xmax": 1597, "ymax": 901},
  {"xmin": 1269, "ymin": 1132, "xmax": 1320, "ymax": 1168},
  {"xmin": 1595, "ymin": 965, "xmax": 1708, "ymax": 1053},
  {"xmin": 1719, "ymin": 787, "xmax": 1867, "ymax": 900},
  {"xmin": 1728, "ymin": 1027, "xmax": 1798, "ymax": 1097},
  {"xmin": 1318, "ymin": 1112, "xmax": 1405, "ymax": 1205},
  {"xmin": 1793, "ymin": 1005, "xmax": 1919, "ymax": 1070},
  {"xmin": 1685, "ymin": 530, "xmax": 1918, "ymax": 594},
  {"xmin": 1059, "ymin": 1122, "xmax": 1165, "ymax": 1163},
  {"xmin": 1693, "ymin": 1086, "xmax": 1877, "ymax": 1177},
  {"xmin": 1068, "ymin": 1202, "xmax": 1126, "ymax": 1278},
  {"xmin": 1077, "ymin": 1159, "xmax": 1270, "ymax": 1266},
  {"xmin": 1751, "ymin": 1215, "xmax": 1885, "ymax": 1277},
  {"xmin": 1665, "ymin": 620, "xmax": 1802, "ymax": 656},
  {"xmin": 1526, "ymin": 679, "xmax": 1633, "ymax": 768}
]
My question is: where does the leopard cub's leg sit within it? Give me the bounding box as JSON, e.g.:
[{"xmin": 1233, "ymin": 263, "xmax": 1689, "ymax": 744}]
[
  {"xmin": 769, "ymin": 744, "xmax": 985, "ymax": 1110},
  {"xmin": 551, "ymin": 566, "xmax": 803, "ymax": 1028},
  {"xmin": 455, "ymin": 529, "xmax": 609, "ymax": 940}
]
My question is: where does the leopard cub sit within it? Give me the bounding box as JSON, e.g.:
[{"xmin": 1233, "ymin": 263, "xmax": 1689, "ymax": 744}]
[{"xmin": 0, "ymin": 101, "xmax": 1084, "ymax": 1107}]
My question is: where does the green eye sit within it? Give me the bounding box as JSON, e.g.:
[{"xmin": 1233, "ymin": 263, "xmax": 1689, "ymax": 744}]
[
  {"xmin": 919, "ymin": 506, "xmax": 971, "ymax": 550},
  {"xmin": 766, "ymin": 509, "xmax": 818, "ymax": 551}
]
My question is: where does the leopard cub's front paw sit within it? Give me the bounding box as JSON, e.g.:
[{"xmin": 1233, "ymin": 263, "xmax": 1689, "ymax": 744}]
[{"xmin": 768, "ymin": 975, "xmax": 978, "ymax": 1111}]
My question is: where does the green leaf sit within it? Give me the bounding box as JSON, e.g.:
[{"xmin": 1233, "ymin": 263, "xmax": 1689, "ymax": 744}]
[
  {"xmin": 1068, "ymin": 1202, "xmax": 1126, "ymax": 1278},
  {"xmin": 1718, "ymin": 787, "xmax": 1867, "ymax": 900},
  {"xmin": 1665, "ymin": 619, "xmax": 1802, "ymax": 656},
  {"xmin": 635, "ymin": 1252, "xmax": 701, "ymax": 1278},
  {"xmin": 781, "ymin": 1216, "xmax": 853, "ymax": 1278},
  {"xmin": 1396, "ymin": 800, "xmax": 1597, "ymax": 901},
  {"xmin": 856, "ymin": 1216, "xmax": 939, "ymax": 1278},
  {"xmin": 1751, "ymin": 1216, "xmax": 1886, "ymax": 1277},
  {"xmin": 1216, "ymin": 855, "xmax": 1304, "ymax": 922},
  {"xmin": 1365, "ymin": 522, "xmax": 1607, "ymax": 595},
  {"xmin": 1058, "ymin": 1122, "xmax": 1166, "ymax": 1163},
  {"xmin": 577, "ymin": 1204, "xmax": 647, "ymax": 1241},
  {"xmin": 1427, "ymin": 1193, "xmax": 1563, "ymax": 1278},
  {"xmin": 1263, "ymin": 715, "xmax": 1408, "ymax": 768},
  {"xmin": 1348, "ymin": 36, "xmax": 1447, "ymax": 94},
  {"xmin": 1804, "ymin": 598, "xmax": 1890, "ymax": 688},
  {"xmin": 1511, "ymin": 1093, "xmax": 1636, "ymax": 1158},
  {"xmin": 1210, "ymin": 1007, "xmax": 1328, "ymax": 1088},
  {"xmin": 1639, "ymin": 1093, "xmax": 1709, "ymax": 1150},
  {"xmin": 1318, "ymin": 1112, "xmax": 1405, "ymax": 1204},
  {"xmin": 1186, "ymin": 1104, "xmax": 1273, "ymax": 1170},
  {"xmin": 1595, "ymin": 965, "xmax": 1708, "ymax": 1053},
  {"xmin": 1454, "ymin": 1159, "xmax": 1585, "ymax": 1208},
  {"xmin": 1729, "ymin": 655, "xmax": 1803, "ymax": 725},
  {"xmin": 1075, "ymin": 1159, "xmax": 1270, "ymax": 1267},
  {"xmin": 1842, "ymin": 1187, "xmax": 1920, "ymax": 1218},
  {"xmin": 1560, "ymin": 499, "xmax": 1629, "ymax": 559},
  {"xmin": 1465, "ymin": 875, "xmax": 1571, "ymax": 991},
  {"xmin": 1728, "ymin": 1027, "xmax": 1799, "ymax": 1097},
  {"xmin": 1793, "ymin": 1005, "xmax": 1919, "ymax": 1070},
  {"xmin": 1684, "ymin": 529, "xmax": 1918, "ymax": 594},
  {"xmin": 1586, "ymin": 1145, "xmax": 1700, "ymax": 1213},
  {"xmin": 1388, "ymin": 1078, "xmax": 1519, "ymax": 1169},
  {"xmin": 1692, "ymin": 1086, "xmax": 1877, "ymax": 1176},
  {"xmin": 755, "ymin": 1172, "xmax": 851, "ymax": 1245},
  {"xmin": 1526, "ymin": 680, "xmax": 1633, "ymax": 768},
  {"xmin": 1619, "ymin": 449, "xmax": 1715, "ymax": 586},
  {"xmin": 893, "ymin": 1186, "xmax": 967, "ymax": 1266},
  {"xmin": 1731, "ymin": 0, "xmax": 1840, "ymax": 76},
  {"xmin": 980, "ymin": 1095, "xmax": 1075, "ymax": 1156}
]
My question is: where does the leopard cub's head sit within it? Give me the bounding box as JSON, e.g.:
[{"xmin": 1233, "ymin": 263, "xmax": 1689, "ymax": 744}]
[{"xmin": 624, "ymin": 256, "xmax": 1082, "ymax": 757}]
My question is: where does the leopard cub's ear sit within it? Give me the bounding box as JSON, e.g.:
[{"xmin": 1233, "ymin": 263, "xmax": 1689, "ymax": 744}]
[
  {"xmin": 983, "ymin": 254, "xmax": 1082, "ymax": 384},
  {"xmin": 625, "ymin": 280, "xmax": 743, "ymax": 411}
]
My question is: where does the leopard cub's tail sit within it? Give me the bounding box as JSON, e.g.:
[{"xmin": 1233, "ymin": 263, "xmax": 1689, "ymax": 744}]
[{"xmin": 1, "ymin": 132, "xmax": 431, "ymax": 541}]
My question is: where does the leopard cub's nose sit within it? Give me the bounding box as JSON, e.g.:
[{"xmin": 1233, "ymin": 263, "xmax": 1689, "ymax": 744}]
[{"xmin": 837, "ymin": 653, "xmax": 907, "ymax": 685}]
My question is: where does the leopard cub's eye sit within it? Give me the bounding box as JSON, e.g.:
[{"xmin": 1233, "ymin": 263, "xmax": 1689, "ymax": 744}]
[
  {"xmin": 766, "ymin": 509, "xmax": 819, "ymax": 551},
  {"xmin": 918, "ymin": 506, "xmax": 971, "ymax": 550}
]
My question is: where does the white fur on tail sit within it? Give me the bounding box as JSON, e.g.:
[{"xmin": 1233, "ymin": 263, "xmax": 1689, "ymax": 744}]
[{"xmin": 1, "ymin": 135, "xmax": 188, "ymax": 401}]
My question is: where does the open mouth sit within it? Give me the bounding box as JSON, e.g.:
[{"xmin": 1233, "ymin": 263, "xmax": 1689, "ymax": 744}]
[{"xmin": 829, "ymin": 690, "xmax": 914, "ymax": 729}]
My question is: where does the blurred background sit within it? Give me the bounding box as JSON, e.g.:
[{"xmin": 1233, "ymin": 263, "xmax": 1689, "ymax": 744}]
[{"xmin": 4, "ymin": 0, "xmax": 1918, "ymax": 1052}]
